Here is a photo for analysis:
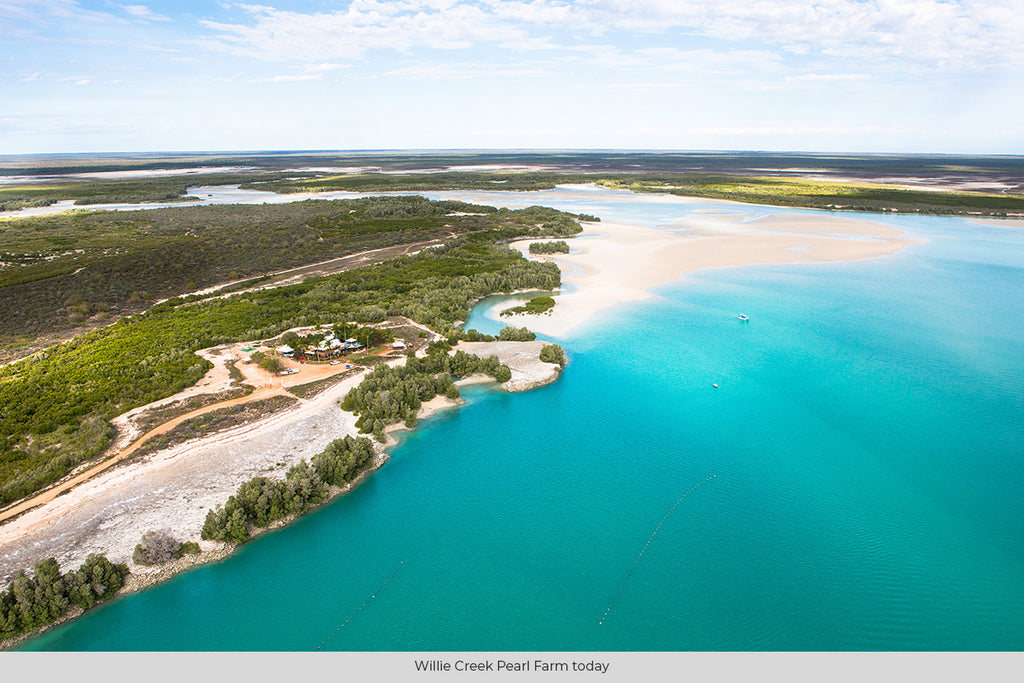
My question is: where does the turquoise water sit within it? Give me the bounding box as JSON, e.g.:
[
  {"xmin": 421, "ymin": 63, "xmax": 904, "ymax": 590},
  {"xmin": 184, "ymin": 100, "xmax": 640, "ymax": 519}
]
[{"xmin": 19, "ymin": 191, "xmax": 1024, "ymax": 651}]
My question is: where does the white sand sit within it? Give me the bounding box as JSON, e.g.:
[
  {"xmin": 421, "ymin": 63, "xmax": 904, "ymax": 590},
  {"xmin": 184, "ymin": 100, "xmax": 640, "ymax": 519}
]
[
  {"xmin": 0, "ymin": 366, "xmax": 371, "ymax": 586},
  {"xmin": 504, "ymin": 209, "xmax": 918, "ymax": 338},
  {"xmin": 0, "ymin": 331, "xmax": 562, "ymax": 585},
  {"xmin": 454, "ymin": 340, "xmax": 562, "ymax": 392}
]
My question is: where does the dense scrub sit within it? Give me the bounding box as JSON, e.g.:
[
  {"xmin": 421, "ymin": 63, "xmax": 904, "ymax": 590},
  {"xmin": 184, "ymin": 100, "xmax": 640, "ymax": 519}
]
[
  {"xmin": 201, "ymin": 436, "xmax": 376, "ymax": 543},
  {"xmin": 0, "ymin": 221, "xmax": 561, "ymax": 506},
  {"xmin": 0, "ymin": 196, "xmax": 577, "ymax": 354},
  {"xmin": 528, "ymin": 241, "xmax": 571, "ymax": 254},
  {"xmin": 0, "ymin": 171, "xmax": 294, "ymax": 209},
  {"xmin": 0, "ymin": 554, "xmax": 128, "ymax": 640},
  {"xmin": 340, "ymin": 348, "xmax": 512, "ymax": 441},
  {"xmin": 494, "ymin": 327, "xmax": 536, "ymax": 341},
  {"xmin": 539, "ymin": 343, "xmax": 568, "ymax": 367},
  {"xmin": 501, "ymin": 296, "xmax": 555, "ymax": 316}
]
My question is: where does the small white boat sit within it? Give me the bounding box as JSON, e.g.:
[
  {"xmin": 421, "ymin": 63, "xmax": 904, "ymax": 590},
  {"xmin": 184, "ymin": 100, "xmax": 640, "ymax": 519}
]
[{"xmin": 737, "ymin": 314, "xmax": 750, "ymax": 321}]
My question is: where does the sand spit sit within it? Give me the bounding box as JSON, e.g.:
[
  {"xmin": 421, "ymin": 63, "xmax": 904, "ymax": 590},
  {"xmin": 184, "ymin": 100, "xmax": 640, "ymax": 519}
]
[
  {"xmin": 504, "ymin": 209, "xmax": 918, "ymax": 338},
  {"xmin": 455, "ymin": 340, "xmax": 562, "ymax": 392}
]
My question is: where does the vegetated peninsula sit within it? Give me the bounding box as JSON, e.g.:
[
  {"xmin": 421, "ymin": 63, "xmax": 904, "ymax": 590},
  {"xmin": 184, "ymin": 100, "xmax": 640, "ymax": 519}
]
[{"xmin": 0, "ymin": 193, "xmax": 580, "ymax": 647}]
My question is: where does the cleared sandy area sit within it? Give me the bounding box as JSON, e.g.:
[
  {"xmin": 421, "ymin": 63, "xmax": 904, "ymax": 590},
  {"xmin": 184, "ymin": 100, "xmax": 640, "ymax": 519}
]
[
  {"xmin": 455, "ymin": 340, "xmax": 562, "ymax": 392},
  {"xmin": 0, "ymin": 330, "xmax": 560, "ymax": 589},
  {"xmin": 505, "ymin": 210, "xmax": 919, "ymax": 338},
  {"xmin": 0, "ymin": 361, "xmax": 372, "ymax": 587}
]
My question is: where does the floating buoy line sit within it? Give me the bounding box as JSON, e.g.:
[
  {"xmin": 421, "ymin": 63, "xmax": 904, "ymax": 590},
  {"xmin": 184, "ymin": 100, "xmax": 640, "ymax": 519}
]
[
  {"xmin": 599, "ymin": 474, "xmax": 717, "ymax": 626},
  {"xmin": 317, "ymin": 561, "xmax": 404, "ymax": 650}
]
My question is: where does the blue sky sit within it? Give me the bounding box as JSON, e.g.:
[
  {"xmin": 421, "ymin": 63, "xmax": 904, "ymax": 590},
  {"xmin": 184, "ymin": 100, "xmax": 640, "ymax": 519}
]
[{"xmin": 2, "ymin": 0, "xmax": 1022, "ymax": 154}]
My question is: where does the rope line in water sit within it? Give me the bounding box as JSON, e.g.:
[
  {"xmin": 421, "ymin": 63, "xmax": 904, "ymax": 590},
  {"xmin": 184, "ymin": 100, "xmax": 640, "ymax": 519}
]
[
  {"xmin": 599, "ymin": 474, "xmax": 716, "ymax": 626},
  {"xmin": 317, "ymin": 561, "xmax": 404, "ymax": 650}
]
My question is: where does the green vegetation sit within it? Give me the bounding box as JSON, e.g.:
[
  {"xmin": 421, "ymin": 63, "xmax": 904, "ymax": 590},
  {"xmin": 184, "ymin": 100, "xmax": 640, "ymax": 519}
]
[
  {"xmin": 595, "ymin": 176, "xmax": 1024, "ymax": 216},
  {"xmin": 0, "ymin": 207, "xmax": 567, "ymax": 507},
  {"xmin": 0, "ymin": 171, "xmax": 295, "ymax": 210},
  {"xmin": 286, "ymin": 369, "xmax": 361, "ymax": 400},
  {"xmin": 232, "ymin": 156, "xmax": 1024, "ymax": 218},
  {"xmin": 501, "ymin": 296, "xmax": 555, "ymax": 317},
  {"xmin": 0, "ymin": 554, "xmax": 128, "ymax": 640},
  {"xmin": 497, "ymin": 326, "xmax": 537, "ymax": 341},
  {"xmin": 245, "ymin": 171, "xmax": 576, "ymax": 195},
  {"xmin": 258, "ymin": 355, "xmax": 285, "ymax": 375},
  {"xmin": 201, "ymin": 436, "xmax": 375, "ymax": 543},
  {"xmin": 4, "ymin": 151, "xmax": 1022, "ymax": 221},
  {"xmin": 341, "ymin": 348, "xmax": 512, "ymax": 442},
  {"xmin": 528, "ymin": 241, "xmax": 571, "ymax": 254},
  {"xmin": 252, "ymin": 167, "xmax": 1024, "ymax": 217},
  {"xmin": 539, "ymin": 343, "xmax": 568, "ymax": 367},
  {"xmin": 0, "ymin": 196, "xmax": 580, "ymax": 358},
  {"xmin": 201, "ymin": 462, "xmax": 328, "ymax": 543}
]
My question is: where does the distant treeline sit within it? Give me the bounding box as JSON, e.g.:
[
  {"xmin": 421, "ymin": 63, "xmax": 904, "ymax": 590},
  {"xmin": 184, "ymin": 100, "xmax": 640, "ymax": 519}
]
[
  {"xmin": 5, "ymin": 150, "xmax": 1024, "ymax": 178},
  {"xmin": 5, "ymin": 151, "xmax": 1022, "ymax": 217},
  {"xmin": 0, "ymin": 171, "xmax": 294, "ymax": 209},
  {"xmin": 594, "ymin": 176, "xmax": 1024, "ymax": 216},
  {"xmin": 245, "ymin": 169, "xmax": 1024, "ymax": 218}
]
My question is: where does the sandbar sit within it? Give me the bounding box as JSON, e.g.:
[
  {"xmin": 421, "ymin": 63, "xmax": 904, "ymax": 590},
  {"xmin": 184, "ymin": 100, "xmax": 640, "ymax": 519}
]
[{"xmin": 503, "ymin": 209, "xmax": 919, "ymax": 338}]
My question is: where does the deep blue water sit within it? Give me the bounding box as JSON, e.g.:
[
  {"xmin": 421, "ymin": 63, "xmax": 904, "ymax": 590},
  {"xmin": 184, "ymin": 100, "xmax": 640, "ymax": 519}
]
[{"xmin": 19, "ymin": 190, "xmax": 1024, "ymax": 651}]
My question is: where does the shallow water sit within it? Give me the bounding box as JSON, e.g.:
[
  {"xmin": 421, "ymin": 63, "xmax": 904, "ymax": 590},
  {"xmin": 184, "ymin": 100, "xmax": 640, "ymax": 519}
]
[{"xmin": 18, "ymin": 189, "xmax": 1024, "ymax": 650}]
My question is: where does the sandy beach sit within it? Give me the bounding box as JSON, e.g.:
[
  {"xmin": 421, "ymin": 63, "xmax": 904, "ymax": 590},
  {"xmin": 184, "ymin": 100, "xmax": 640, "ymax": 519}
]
[{"xmin": 502, "ymin": 207, "xmax": 919, "ymax": 338}]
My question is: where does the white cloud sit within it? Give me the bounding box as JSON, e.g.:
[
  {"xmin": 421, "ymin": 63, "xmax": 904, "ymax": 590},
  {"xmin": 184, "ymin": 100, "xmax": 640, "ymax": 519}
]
[
  {"xmin": 194, "ymin": 1, "xmax": 1024, "ymax": 74},
  {"xmin": 122, "ymin": 5, "xmax": 172, "ymax": 23},
  {"xmin": 381, "ymin": 60, "xmax": 546, "ymax": 80},
  {"xmin": 578, "ymin": 0, "xmax": 1024, "ymax": 70},
  {"xmin": 199, "ymin": 2, "xmax": 524, "ymax": 61},
  {"xmin": 253, "ymin": 72, "xmax": 322, "ymax": 83},
  {"xmin": 251, "ymin": 62, "xmax": 351, "ymax": 82},
  {"xmin": 0, "ymin": 0, "xmax": 128, "ymax": 25}
]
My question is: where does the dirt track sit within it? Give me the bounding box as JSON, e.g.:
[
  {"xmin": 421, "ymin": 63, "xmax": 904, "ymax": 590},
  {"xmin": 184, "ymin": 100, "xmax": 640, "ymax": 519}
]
[
  {"xmin": 0, "ymin": 341, "xmax": 357, "ymax": 526},
  {"xmin": 0, "ymin": 342, "xmax": 382, "ymax": 585}
]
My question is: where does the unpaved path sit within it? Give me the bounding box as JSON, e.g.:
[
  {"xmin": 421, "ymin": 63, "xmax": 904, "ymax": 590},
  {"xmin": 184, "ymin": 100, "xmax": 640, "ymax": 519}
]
[{"xmin": 0, "ymin": 339, "xmax": 358, "ymax": 526}]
